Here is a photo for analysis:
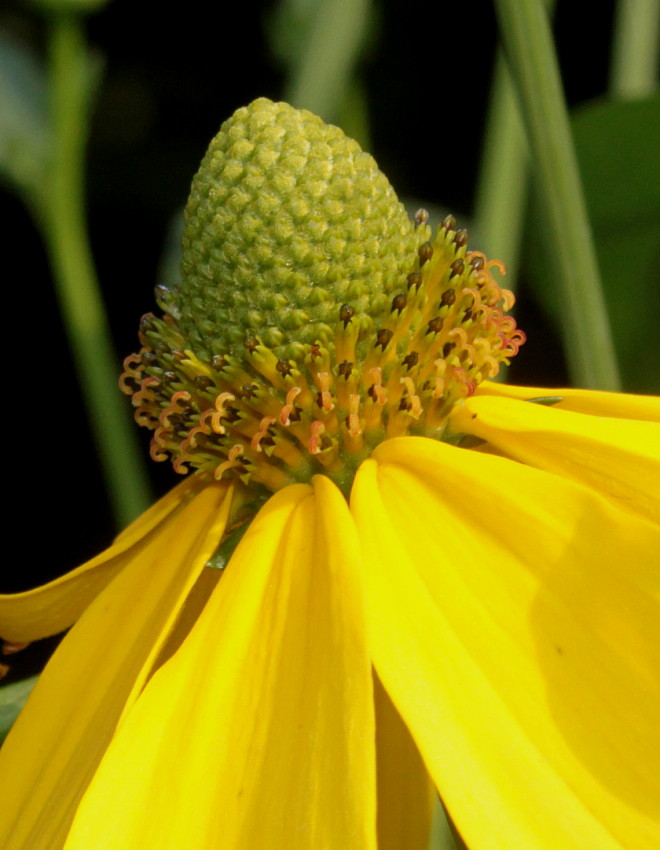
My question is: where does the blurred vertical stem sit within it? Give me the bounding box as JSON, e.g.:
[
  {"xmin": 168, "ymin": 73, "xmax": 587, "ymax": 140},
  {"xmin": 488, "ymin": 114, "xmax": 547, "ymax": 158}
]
[
  {"xmin": 610, "ymin": 0, "xmax": 660, "ymax": 98},
  {"xmin": 44, "ymin": 13, "xmax": 151, "ymax": 525},
  {"xmin": 494, "ymin": 0, "xmax": 621, "ymax": 390},
  {"xmin": 283, "ymin": 0, "xmax": 371, "ymax": 127},
  {"xmin": 474, "ymin": 52, "xmax": 527, "ymax": 290}
]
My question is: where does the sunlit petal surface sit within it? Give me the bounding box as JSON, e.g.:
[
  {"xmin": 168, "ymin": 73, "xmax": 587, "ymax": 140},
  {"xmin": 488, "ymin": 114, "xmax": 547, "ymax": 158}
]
[
  {"xmin": 477, "ymin": 381, "xmax": 660, "ymax": 420},
  {"xmin": 0, "ymin": 475, "xmax": 207, "ymax": 642},
  {"xmin": 64, "ymin": 478, "xmax": 377, "ymax": 850},
  {"xmin": 374, "ymin": 673, "xmax": 435, "ymax": 850},
  {"xmin": 352, "ymin": 437, "xmax": 660, "ymax": 850},
  {"xmin": 0, "ymin": 482, "xmax": 232, "ymax": 850},
  {"xmin": 451, "ymin": 395, "xmax": 660, "ymax": 525}
]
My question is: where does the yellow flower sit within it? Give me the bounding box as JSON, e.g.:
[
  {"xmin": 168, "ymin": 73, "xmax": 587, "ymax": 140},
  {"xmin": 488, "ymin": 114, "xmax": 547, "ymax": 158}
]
[{"xmin": 1, "ymin": 99, "xmax": 659, "ymax": 850}]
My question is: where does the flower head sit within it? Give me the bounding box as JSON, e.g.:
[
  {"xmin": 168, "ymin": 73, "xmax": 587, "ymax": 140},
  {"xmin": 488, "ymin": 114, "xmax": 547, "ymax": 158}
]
[{"xmin": 1, "ymin": 99, "xmax": 659, "ymax": 850}]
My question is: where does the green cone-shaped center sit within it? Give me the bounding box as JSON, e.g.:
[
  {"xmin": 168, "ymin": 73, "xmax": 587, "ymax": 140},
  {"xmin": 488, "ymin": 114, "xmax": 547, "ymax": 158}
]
[{"xmin": 176, "ymin": 98, "xmax": 421, "ymax": 360}]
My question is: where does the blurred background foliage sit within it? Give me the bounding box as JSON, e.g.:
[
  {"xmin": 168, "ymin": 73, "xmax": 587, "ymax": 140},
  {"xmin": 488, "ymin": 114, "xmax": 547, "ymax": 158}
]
[{"xmin": 0, "ymin": 0, "xmax": 658, "ymax": 657}]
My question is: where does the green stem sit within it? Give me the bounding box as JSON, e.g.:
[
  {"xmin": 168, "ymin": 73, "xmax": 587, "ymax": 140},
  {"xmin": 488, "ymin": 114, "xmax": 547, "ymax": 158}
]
[
  {"xmin": 44, "ymin": 13, "xmax": 151, "ymax": 525},
  {"xmin": 610, "ymin": 0, "xmax": 660, "ymax": 98},
  {"xmin": 283, "ymin": 0, "xmax": 371, "ymax": 124},
  {"xmin": 494, "ymin": 0, "xmax": 621, "ymax": 390},
  {"xmin": 474, "ymin": 52, "xmax": 527, "ymax": 290}
]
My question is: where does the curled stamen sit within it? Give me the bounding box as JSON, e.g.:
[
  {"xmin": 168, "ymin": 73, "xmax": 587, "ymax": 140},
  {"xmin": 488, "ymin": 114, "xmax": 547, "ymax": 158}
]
[
  {"xmin": 347, "ymin": 394, "xmax": 362, "ymax": 436},
  {"xmin": 214, "ymin": 444, "xmax": 245, "ymax": 480},
  {"xmin": 308, "ymin": 421, "xmax": 326, "ymax": 455},
  {"xmin": 203, "ymin": 392, "xmax": 236, "ymax": 434},
  {"xmin": 280, "ymin": 387, "xmax": 302, "ymax": 426},
  {"xmin": 367, "ymin": 367, "xmax": 387, "ymax": 404},
  {"xmin": 400, "ymin": 377, "xmax": 422, "ymax": 419},
  {"xmin": 251, "ymin": 416, "xmax": 276, "ymax": 452},
  {"xmin": 314, "ymin": 373, "xmax": 335, "ymax": 411},
  {"xmin": 132, "ymin": 376, "xmax": 160, "ymax": 407}
]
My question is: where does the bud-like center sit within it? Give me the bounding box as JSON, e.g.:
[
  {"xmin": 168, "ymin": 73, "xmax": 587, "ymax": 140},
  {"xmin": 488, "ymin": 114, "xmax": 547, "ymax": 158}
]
[{"xmin": 120, "ymin": 100, "xmax": 525, "ymax": 495}]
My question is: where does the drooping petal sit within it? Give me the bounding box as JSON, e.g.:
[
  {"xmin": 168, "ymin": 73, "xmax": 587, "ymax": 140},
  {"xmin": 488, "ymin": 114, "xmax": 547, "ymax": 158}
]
[
  {"xmin": 374, "ymin": 672, "xmax": 435, "ymax": 850},
  {"xmin": 352, "ymin": 437, "xmax": 660, "ymax": 850},
  {"xmin": 0, "ymin": 474, "xmax": 208, "ymax": 643},
  {"xmin": 450, "ymin": 394, "xmax": 660, "ymax": 525},
  {"xmin": 0, "ymin": 481, "xmax": 233, "ymax": 850},
  {"xmin": 477, "ymin": 380, "xmax": 660, "ymax": 420},
  {"xmin": 64, "ymin": 477, "xmax": 377, "ymax": 850}
]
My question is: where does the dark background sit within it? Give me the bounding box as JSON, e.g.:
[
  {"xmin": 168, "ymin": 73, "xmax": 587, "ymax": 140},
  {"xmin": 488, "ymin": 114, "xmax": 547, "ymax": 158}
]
[{"xmin": 1, "ymin": 0, "xmax": 615, "ymax": 609}]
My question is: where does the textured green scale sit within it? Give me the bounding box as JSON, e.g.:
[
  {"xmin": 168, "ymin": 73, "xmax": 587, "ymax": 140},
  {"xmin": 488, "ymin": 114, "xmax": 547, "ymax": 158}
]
[{"xmin": 176, "ymin": 98, "xmax": 422, "ymax": 360}]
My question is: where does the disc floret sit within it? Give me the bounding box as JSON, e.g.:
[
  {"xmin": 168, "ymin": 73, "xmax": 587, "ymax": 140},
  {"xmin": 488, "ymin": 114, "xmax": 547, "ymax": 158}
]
[{"xmin": 120, "ymin": 100, "xmax": 525, "ymax": 494}]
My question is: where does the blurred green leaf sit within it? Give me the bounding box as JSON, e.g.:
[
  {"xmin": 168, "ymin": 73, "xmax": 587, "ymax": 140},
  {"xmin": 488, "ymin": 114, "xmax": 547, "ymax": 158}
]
[
  {"xmin": 0, "ymin": 32, "xmax": 50, "ymax": 209},
  {"xmin": 527, "ymin": 94, "xmax": 660, "ymax": 392},
  {"xmin": 0, "ymin": 676, "xmax": 36, "ymax": 744}
]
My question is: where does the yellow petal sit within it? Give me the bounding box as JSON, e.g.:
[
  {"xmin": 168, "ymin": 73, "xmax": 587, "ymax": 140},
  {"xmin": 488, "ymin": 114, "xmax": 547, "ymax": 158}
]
[
  {"xmin": 352, "ymin": 437, "xmax": 660, "ymax": 850},
  {"xmin": 450, "ymin": 394, "xmax": 660, "ymax": 525},
  {"xmin": 0, "ymin": 473, "xmax": 208, "ymax": 643},
  {"xmin": 64, "ymin": 478, "xmax": 377, "ymax": 850},
  {"xmin": 477, "ymin": 380, "xmax": 660, "ymax": 420},
  {"xmin": 374, "ymin": 672, "xmax": 435, "ymax": 850},
  {"xmin": 0, "ymin": 481, "xmax": 232, "ymax": 850}
]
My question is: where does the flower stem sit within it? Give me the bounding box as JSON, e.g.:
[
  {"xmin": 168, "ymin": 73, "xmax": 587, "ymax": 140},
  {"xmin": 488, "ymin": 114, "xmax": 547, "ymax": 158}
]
[
  {"xmin": 610, "ymin": 0, "xmax": 660, "ymax": 98},
  {"xmin": 494, "ymin": 0, "xmax": 622, "ymax": 390},
  {"xmin": 44, "ymin": 13, "xmax": 151, "ymax": 525},
  {"xmin": 474, "ymin": 52, "xmax": 527, "ymax": 291},
  {"xmin": 283, "ymin": 0, "xmax": 371, "ymax": 125}
]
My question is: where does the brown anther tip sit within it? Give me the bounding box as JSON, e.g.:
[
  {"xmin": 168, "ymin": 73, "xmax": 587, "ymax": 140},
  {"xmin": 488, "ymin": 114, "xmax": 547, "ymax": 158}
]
[
  {"xmin": 418, "ymin": 242, "xmax": 434, "ymax": 266},
  {"xmin": 407, "ymin": 271, "xmax": 423, "ymax": 291},
  {"xmin": 449, "ymin": 258, "xmax": 465, "ymax": 278},
  {"xmin": 454, "ymin": 229, "xmax": 469, "ymax": 248},
  {"xmin": 338, "ymin": 360, "xmax": 353, "ymax": 378},
  {"xmin": 391, "ymin": 293, "xmax": 407, "ymax": 314},
  {"xmin": 415, "ymin": 208, "xmax": 430, "ymax": 226},
  {"xmin": 276, "ymin": 358, "xmax": 293, "ymax": 376},
  {"xmin": 470, "ymin": 256, "xmax": 485, "ymax": 271},
  {"xmin": 141, "ymin": 350, "xmax": 158, "ymax": 366},
  {"xmin": 239, "ymin": 384, "xmax": 258, "ymax": 399},
  {"xmin": 440, "ymin": 288, "xmax": 456, "ymax": 307},
  {"xmin": 244, "ymin": 337, "xmax": 259, "ymax": 353},
  {"xmin": 310, "ymin": 343, "xmax": 321, "ymax": 359},
  {"xmin": 426, "ymin": 317, "xmax": 444, "ymax": 335},
  {"xmin": 442, "ymin": 341, "xmax": 456, "ymax": 357},
  {"xmin": 339, "ymin": 304, "xmax": 355, "ymax": 327},
  {"xmin": 402, "ymin": 352, "xmax": 419, "ymax": 370},
  {"xmin": 162, "ymin": 371, "xmax": 178, "ymax": 384},
  {"xmin": 172, "ymin": 349, "xmax": 187, "ymax": 363},
  {"xmin": 442, "ymin": 214, "xmax": 457, "ymax": 231},
  {"xmin": 375, "ymin": 328, "xmax": 394, "ymax": 350},
  {"xmin": 211, "ymin": 355, "xmax": 228, "ymax": 371},
  {"xmin": 193, "ymin": 375, "xmax": 214, "ymax": 391},
  {"xmin": 139, "ymin": 313, "xmax": 157, "ymax": 333}
]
